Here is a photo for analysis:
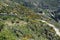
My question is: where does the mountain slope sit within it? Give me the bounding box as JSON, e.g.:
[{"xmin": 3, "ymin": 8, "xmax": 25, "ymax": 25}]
[
  {"xmin": 11, "ymin": 0, "xmax": 60, "ymax": 21},
  {"xmin": 0, "ymin": 0, "xmax": 60, "ymax": 40},
  {"xmin": 12, "ymin": 0, "xmax": 60, "ymax": 11}
]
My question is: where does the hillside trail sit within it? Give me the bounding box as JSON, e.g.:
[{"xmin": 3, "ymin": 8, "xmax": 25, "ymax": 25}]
[{"xmin": 36, "ymin": 19, "xmax": 60, "ymax": 37}]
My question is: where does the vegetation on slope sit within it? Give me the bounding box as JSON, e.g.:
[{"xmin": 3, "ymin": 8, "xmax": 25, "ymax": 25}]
[{"xmin": 0, "ymin": 0, "xmax": 60, "ymax": 40}]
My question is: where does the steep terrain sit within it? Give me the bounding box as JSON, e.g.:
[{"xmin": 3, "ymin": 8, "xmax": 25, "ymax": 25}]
[
  {"xmin": 12, "ymin": 0, "xmax": 60, "ymax": 11},
  {"xmin": 0, "ymin": 0, "xmax": 60, "ymax": 40},
  {"xmin": 11, "ymin": 0, "xmax": 60, "ymax": 22}
]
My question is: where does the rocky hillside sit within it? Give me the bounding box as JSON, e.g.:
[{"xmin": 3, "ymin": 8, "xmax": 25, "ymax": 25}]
[
  {"xmin": 0, "ymin": 0, "xmax": 60, "ymax": 40},
  {"xmin": 11, "ymin": 0, "xmax": 60, "ymax": 22},
  {"xmin": 11, "ymin": 0, "xmax": 60, "ymax": 11}
]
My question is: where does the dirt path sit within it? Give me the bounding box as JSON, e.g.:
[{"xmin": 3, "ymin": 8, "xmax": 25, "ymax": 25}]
[{"xmin": 36, "ymin": 19, "xmax": 60, "ymax": 37}]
